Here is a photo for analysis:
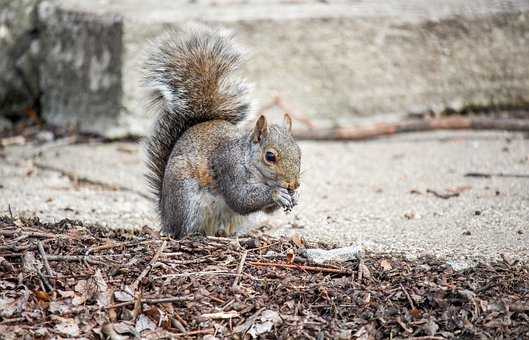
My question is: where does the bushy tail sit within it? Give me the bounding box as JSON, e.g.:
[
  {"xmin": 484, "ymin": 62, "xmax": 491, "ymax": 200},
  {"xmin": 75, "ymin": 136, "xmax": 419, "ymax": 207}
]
[{"xmin": 143, "ymin": 26, "xmax": 251, "ymax": 207}]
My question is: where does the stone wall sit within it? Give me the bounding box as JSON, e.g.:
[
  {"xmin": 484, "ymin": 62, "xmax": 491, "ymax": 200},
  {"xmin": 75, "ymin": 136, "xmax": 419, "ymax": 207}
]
[{"xmin": 0, "ymin": 0, "xmax": 40, "ymax": 121}]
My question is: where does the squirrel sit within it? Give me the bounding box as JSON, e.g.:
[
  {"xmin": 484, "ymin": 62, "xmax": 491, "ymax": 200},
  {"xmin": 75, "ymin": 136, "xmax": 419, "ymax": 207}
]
[{"xmin": 143, "ymin": 26, "xmax": 301, "ymax": 238}]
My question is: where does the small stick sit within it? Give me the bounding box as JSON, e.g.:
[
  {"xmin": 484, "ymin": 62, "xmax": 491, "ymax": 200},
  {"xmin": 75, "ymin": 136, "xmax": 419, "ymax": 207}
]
[
  {"xmin": 153, "ymin": 270, "xmax": 237, "ymax": 280},
  {"xmin": 232, "ymin": 251, "xmax": 247, "ymax": 289},
  {"xmin": 0, "ymin": 317, "xmax": 25, "ymax": 325},
  {"xmin": 131, "ymin": 240, "xmax": 167, "ymax": 291},
  {"xmin": 396, "ymin": 316, "xmax": 413, "ymax": 333},
  {"xmin": 51, "ymin": 296, "xmax": 193, "ymax": 316},
  {"xmin": 37, "ymin": 241, "xmax": 55, "ymax": 277},
  {"xmin": 8, "ymin": 204, "xmax": 13, "ymax": 219},
  {"xmin": 293, "ymin": 117, "xmax": 529, "ymax": 141},
  {"xmin": 465, "ymin": 172, "xmax": 529, "ymax": 179},
  {"xmin": 36, "ymin": 267, "xmax": 54, "ymax": 292},
  {"xmin": 85, "ymin": 239, "xmax": 157, "ymax": 255},
  {"xmin": 44, "ymin": 255, "xmax": 115, "ymax": 266},
  {"xmin": 173, "ymin": 328, "xmax": 215, "ymax": 337},
  {"xmin": 400, "ymin": 284, "xmax": 416, "ymax": 310},
  {"xmin": 426, "ymin": 189, "xmax": 459, "ymax": 200},
  {"xmin": 103, "ymin": 295, "xmax": 194, "ymax": 310},
  {"xmin": 247, "ymin": 261, "xmax": 351, "ymax": 275}
]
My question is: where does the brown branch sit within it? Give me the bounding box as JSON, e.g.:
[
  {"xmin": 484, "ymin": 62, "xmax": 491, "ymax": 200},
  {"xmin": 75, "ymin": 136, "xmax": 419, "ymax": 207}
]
[
  {"xmin": 232, "ymin": 251, "xmax": 247, "ymax": 289},
  {"xmin": 44, "ymin": 255, "xmax": 117, "ymax": 266},
  {"xmin": 37, "ymin": 241, "xmax": 55, "ymax": 277},
  {"xmin": 247, "ymin": 261, "xmax": 351, "ymax": 275},
  {"xmin": 292, "ymin": 117, "xmax": 529, "ymax": 141},
  {"xmin": 131, "ymin": 240, "xmax": 167, "ymax": 291},
  {"xmin": 400, "ymin": 283, "xmax": 416, "ymax": 310},
  {"xmin": 173, "ymin": 328, "xmax": 215, "ymax": 337}
]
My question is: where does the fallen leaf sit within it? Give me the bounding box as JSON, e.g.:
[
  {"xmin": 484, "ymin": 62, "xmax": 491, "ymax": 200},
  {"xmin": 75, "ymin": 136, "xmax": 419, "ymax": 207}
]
[
  {"xmin": 53, "ymin": 317, "xmax": 80, "ymax": 337},
  {"xmin": 49, "ymin": 301, "xmax": 73, "ymax": 315},
  {"xmin": 112, "ymin": 321, "xmax": 137, "ymax": 335},
  {"xmin": 34, "ymin": 290, "xmax": 51, "ymax": 302},
  {"xmin": 422, "ymin": 318, "xmax": 439, "ymax": 336},
  {"xmin": 291, "ymin": 233, "xmax": 305, "ymax": 248},
  {"xmin": 286, "ymin": 249, "xmax": 295, "ymax": 264},
  {"xmin": 93, "ymin": 269, "xmax": 110, "ymax": 307},
  {"xmin": 379, "ymin": 259, "xmax": 392, "ymax": 271},
  {"xmin": 135, "ymin": 314, "xmax": 157, "ymax": 333},
  {"xmin": 410, "ymin": 308, "xmax": 422, "ymax": 319},
  {"xmin": 57, "ymin": 290, "xmax": 75, "ymax": 298},
  {"xmin": 0, "ymin": 297, "xmax": 17, "ymax": 318},
  {"xmin": 114, "ymin": 286, "xmax": 134, "ymax": 302},
  {"xmin": 0, "ymin": 257, "xmax": 15, "ymax": 272}
]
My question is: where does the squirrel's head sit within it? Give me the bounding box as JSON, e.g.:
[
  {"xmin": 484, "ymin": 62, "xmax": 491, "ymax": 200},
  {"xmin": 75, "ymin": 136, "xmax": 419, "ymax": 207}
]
[{"xmin": 251, "ymin": 114, "xmax": 301, "ymax": 192}]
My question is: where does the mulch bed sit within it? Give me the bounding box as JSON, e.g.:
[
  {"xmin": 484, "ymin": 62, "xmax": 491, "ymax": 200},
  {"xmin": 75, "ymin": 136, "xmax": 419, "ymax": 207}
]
[{"xmin": 0, "ymin": 216, "xmax": 528, "ymax": 339}]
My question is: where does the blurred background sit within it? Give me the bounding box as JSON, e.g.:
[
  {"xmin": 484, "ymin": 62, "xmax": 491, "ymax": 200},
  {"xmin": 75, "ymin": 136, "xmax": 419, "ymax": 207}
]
[
  {"xmin": 2, "ymin": 0, "xmax": 529, "ymax": 136},
  {"xmin": 1, "ymin": 0, "xmax": 529, "ymax": 261}
]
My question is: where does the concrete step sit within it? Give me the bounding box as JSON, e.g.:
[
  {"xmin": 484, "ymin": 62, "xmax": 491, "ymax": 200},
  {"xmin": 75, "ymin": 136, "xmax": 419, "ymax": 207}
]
[{"xmin": 38, "ymin": 0, "xmax": 529, "ymax": 137}]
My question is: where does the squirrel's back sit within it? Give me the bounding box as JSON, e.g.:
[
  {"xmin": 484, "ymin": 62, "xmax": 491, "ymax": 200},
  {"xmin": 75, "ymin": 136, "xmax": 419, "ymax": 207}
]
[{"xmin": 143, "ymin": 26, "xmax": 251, "ymax": 210}]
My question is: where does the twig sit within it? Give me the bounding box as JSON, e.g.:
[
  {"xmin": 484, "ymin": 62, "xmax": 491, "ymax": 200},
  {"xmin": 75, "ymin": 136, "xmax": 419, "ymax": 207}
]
[
  {"xmin": 173, "ymin": 328, "xmax": 215, "ymax": 337},
  {"xmin": 8, "ymin": 204, "xmax": 13, "ymax": 219},
  {"xmin": 36, "ymin": 267, "xmax": 54, "ymax": 292},
  {"xmin": 247, "ymin": 261, "xmax": 351, "ymax": 275},
  {"xmin": 153, "ymin": 271, "xmax": 237, "ymax": 279},
  {"xmin": 232, "ymin": 251, "xmax": 247, "ymax": 289},
  {"xmin": 0, "ymin": 230, "xmax": 58, "ymax": 238},
  {"xmin": 65, "ymin": 295, "xmax": 194, "ymax": 314},
  {"xmin": 37, "ymin": 241, "xmax": 55, "ymax": 277},
  {"xmin": 0, "ymin": 317, "xmax": 25, "ymax": 325},
  {"xmin": 400, "ymin": 284, "xmax": 415, "ymax": 309},
  {"xmin": 293, "ymin": 117, "xmax": 529, "ymax": 141},
  {"xmin": 85, "ymin": 239, "xmax": 155, "ymax": 255},
  {"xmin": 464, "ymin": 172, "xmax": 529, "ymax": 179},
  {"xmin": 44, "ymin": 255, "xmax": 116, "ymax": 266},
  {"xmin": 426, "ymin": 189, "xmax": 459, "ymax": 200},
  {"xmin": 396, "ymin": 316, "xmax": 413, "ymax": 333},
  {"xmin": 131, "ymin": 240, "xmax": 167, "ymax": 291}
]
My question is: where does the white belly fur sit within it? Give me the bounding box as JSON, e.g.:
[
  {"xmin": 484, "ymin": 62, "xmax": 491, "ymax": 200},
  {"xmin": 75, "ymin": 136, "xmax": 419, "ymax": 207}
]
[{"xmin": 198, "ymin": 190, "xmax": 248, "ymax": 236}]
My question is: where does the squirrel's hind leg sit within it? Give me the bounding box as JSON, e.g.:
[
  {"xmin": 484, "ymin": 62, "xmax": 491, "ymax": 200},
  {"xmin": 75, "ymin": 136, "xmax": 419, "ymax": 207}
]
[{"xmin": 160, "ymin": 178, "xmax": 205, "ymax": 238}]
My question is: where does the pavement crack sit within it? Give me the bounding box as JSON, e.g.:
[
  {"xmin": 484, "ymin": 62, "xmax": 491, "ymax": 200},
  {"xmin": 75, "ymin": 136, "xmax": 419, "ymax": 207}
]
[{"xmin": 33, "ymin": 162, "xmax": 152, "ymax": 200}]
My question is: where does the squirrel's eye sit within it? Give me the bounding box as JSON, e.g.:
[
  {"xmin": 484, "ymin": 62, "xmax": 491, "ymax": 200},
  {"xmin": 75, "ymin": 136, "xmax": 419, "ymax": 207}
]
[{"xmin": 265, "ymin": 151, "xmax": 277, "ymax": 163}]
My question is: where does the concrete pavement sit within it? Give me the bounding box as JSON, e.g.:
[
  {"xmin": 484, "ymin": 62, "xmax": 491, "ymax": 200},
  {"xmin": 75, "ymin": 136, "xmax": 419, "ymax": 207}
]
[{"xmin": 1, "ymin": 130, "xmax": 528, "ymax": 262}]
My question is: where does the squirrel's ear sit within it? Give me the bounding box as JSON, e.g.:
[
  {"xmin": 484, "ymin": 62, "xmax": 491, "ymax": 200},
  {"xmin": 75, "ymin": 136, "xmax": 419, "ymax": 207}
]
[
  {"xmin": 283, "ymin": 113, "xmax": 293, "ymax": 132},
  {"xmin": 253, "ymin": 115, "xmax": 268, "ymax": 143}
]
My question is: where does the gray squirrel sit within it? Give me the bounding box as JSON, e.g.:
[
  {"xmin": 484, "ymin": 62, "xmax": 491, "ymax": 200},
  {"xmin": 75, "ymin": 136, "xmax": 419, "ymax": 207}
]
[{"xmin": 143, "ymin": 26, "xmax": 301, "ymax": 238}]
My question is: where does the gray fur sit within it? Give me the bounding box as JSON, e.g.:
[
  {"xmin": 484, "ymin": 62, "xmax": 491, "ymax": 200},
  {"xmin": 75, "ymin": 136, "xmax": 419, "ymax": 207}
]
[
  {"xmin": 143, "ymin": 26, "xmax": 301, "ymax": 237},
  {"xmin": 143, "ymin": 26, "xmax": 250, "ymax": 213}
]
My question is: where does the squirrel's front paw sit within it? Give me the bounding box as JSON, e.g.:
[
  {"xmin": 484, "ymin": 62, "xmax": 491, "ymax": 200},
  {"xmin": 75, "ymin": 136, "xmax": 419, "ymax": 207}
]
[{"xmin": 272, "ymin": 187, "xmax": 295, "ymax": 213}]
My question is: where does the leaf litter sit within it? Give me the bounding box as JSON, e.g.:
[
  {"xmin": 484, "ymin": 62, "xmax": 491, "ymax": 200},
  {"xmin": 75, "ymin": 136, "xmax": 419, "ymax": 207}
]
[{"xmin": 0, "ymin": 215, "xmax": 528, "ymax": 339}]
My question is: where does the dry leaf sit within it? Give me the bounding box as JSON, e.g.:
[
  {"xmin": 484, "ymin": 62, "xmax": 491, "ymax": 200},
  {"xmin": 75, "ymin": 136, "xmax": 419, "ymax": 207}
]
[
  {"xmin": 286, "ymin": 249, "xmax": 295, "ymax": 264},
  {"xmin": 290, "ymin": 233, "xmax": 305, "ymax": 248},
  {"xmin": 57, "ymin": 290, "xmax": 75, "ymax": 298},
  {"xmin": 34, "ymin": 290, "xmax": 51, "ymax": 302},
  {"xmin": 379, "ymin": 259, "xmax": 392, "ymax": 271},
  {"xmin": 0, "ymin": 297, "xmax": 17, "ymax": 318},
  {"xmin": 101, "ymin": 323, "xmax": 130, "ymax": 340},
  {"xmin": 53, "ymin": 317, "xmax": 80, "ymax": 337},
  {"xmin": 410, "ymin": 308, "xmax": 422, "ymax": 319},
  {"xmin": 135, "ymin": 314, "xmax": 157, "ymax": 333}
]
